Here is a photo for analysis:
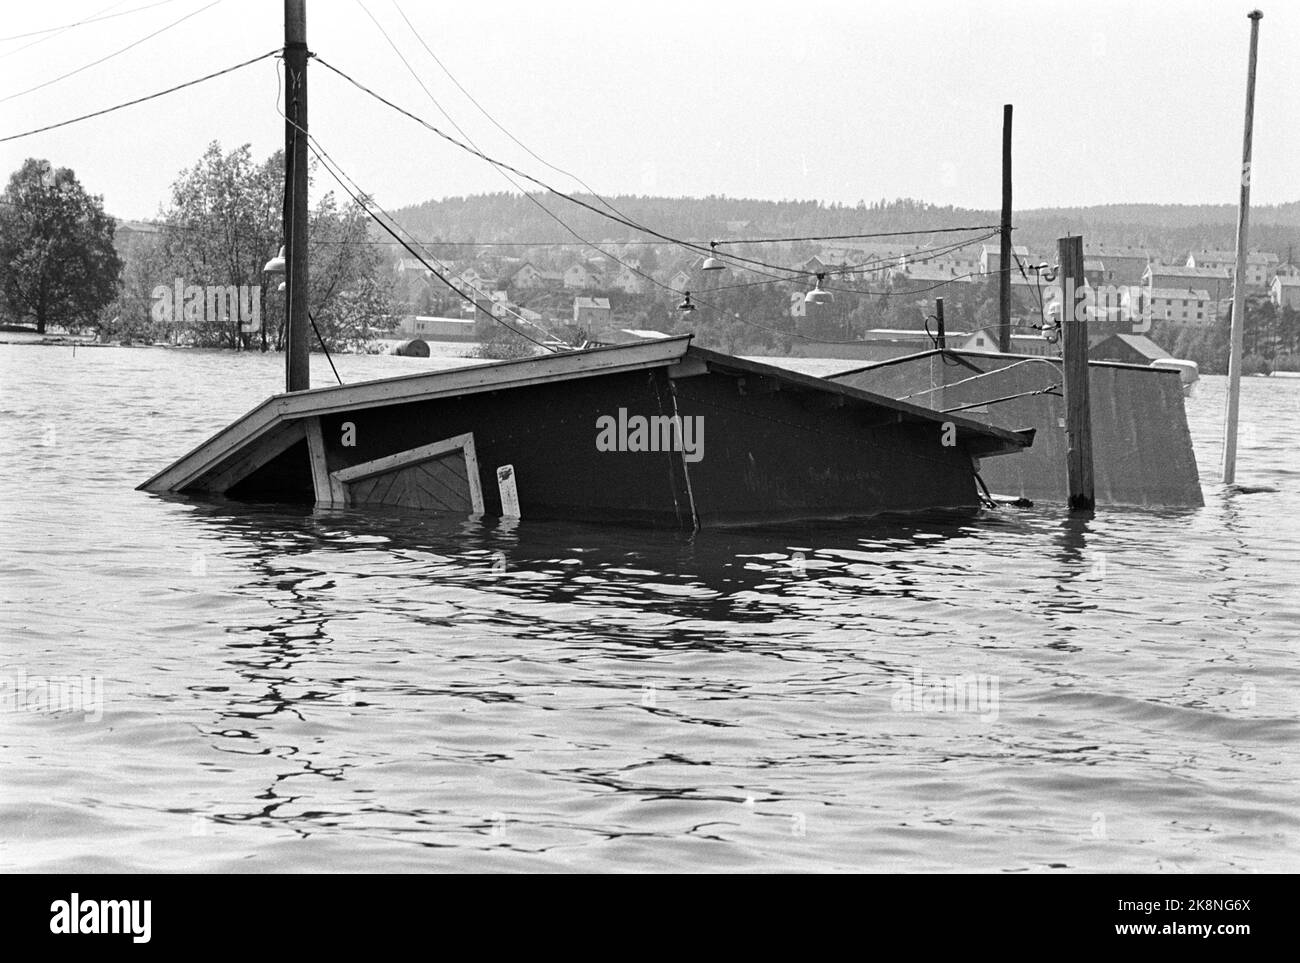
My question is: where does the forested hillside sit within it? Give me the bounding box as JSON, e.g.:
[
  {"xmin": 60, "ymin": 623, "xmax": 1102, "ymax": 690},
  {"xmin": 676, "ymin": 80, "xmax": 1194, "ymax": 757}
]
[{"xmin": 387, "ymin": 193, "xmax": 1300, "ymax": 261}]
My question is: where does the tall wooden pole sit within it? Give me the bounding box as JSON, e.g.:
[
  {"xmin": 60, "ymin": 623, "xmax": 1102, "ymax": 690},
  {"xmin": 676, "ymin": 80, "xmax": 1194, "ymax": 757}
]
[
  {"xmin": 1223, "ymin": 10, "xmax": 1263, "ymax": 484},
  {"xmin": 999, "ymin": 104, "xmax": 1013, "ymax": 353},
  {"xmin": 1059, "ymin": 235, "xmax": 1095, "ymax": 511},
  {"xmin": 284, "ymin": 0, "xmax": 310, "ymax": 393},
  {"xmin": 934, "ymin": 297, "xmax": 946, "ymax": 348}
]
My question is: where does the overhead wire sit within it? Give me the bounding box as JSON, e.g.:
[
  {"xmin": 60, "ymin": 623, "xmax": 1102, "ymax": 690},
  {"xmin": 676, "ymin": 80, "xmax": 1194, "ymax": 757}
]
[
  {"xmin": 312, "ymin": 55, "xmax": 844, "ymax": 280},
  {"xmin": 0, "ymin": 49, "xmax": 278, "ymax": 143},
  {"xmin": 269, "ymin": 46, "xmax": 562, "ymax": 350},
  {"xmin": 357, "ymin": 0, "xmax": 696, "ymax": 314},
  {"xmin": 388, "ymin": 0, "xmax": 655, "ymax": 231},
  {"xmin": 0, "ymin": 0, "xmax": 182, "ymax": 43},
  {"xmin": 0, "ymin": 0, "xmax": 222, "ymax": 105}
]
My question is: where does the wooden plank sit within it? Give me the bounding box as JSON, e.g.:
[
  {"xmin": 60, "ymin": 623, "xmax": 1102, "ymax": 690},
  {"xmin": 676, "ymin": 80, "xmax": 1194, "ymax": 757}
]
[
  {"xmin": 304, "ymin": 417, "xmax": 346, "ymax": 506},
  {"xmin": 332, "ymin": 433, "xmax": 477, "ymax": 484},
  {"xmin": 278, "ymin": 338, "xmax": 692, "ymax": 421},
  {"xmin": 460, "ymin": 434, "xmax": 484, "ymax": 513},
  {"xmin": 497, "ymin": 465, "xmax": 521, "ymax": 518},
  {"xmin": 138, "ymin": 397, "xmax": 285, "ymax": 492},
  {"xmin": 192, "ymin": 419, "xmax": 306, "ymax": 493}
]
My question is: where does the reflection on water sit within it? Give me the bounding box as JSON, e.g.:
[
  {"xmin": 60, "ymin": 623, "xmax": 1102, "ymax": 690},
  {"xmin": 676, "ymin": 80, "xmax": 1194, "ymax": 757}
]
[{"xmin": 1, "ymin": 345, "xmax": 1297, "ymax": 871}]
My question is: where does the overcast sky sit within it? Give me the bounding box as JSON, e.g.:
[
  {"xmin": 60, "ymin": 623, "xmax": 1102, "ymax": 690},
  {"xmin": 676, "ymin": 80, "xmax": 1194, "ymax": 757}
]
[{"xmin": 2, "ymin": 0, "xmax": 1296, "ymax": 222}]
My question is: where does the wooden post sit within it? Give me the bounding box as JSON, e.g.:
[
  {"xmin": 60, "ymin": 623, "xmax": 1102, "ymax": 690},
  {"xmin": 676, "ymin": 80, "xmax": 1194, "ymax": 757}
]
[
  {"xmin": 284, "ymin": 0, "xmax": 310, "ymax": 393},
  {"xmin": 1223, "ymin": 10, "xmax": 1263, "ymax": 485},
  {"xmin": 935, "ymin": 297, "xmax": 947, "ymax": 411},
  {"xmin": 1059, "ymin": 235, "xmax": 1095, "ymax": 511},
  {"xmin": 998, "ymin": 104, "xmax": 1013, "ymax": 353}
]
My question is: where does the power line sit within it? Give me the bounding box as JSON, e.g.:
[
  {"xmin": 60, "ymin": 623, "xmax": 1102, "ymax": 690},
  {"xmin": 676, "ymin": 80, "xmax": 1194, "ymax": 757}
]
[
  {"xmin": 281, "ymin": 42, "xmax": 537, "ymax": 342},
  {"xmin": 313, "ymin": 56, "xmax": 825, "ymax": 280},
  {"xmin": 306, "ymin": 137, "xmax": 558, "ymax": 352},
  {"xmin": 0, "ymin": 0, "xmax": 222, "ymax": 105},
  {"xmin": 289, "ymin": 23, "xmax": 566, "ymax": 345},
  {"xmin": 289, "ymin": 104, "xmax": 563, "ymax": 351},
  {"xmin": 703, "ymin": 230, "xmax": 998, "ymax": 294},
  {"xmin": 388, "ymin": 0, "xmax": 657, "ymax": 233},
  {"xmin": 359, "ymin": 1, "xmax": 688, "ymax": 306},
  {"xmin": 0, "ymin": 0, "xmax": 182, "ymax": 43},
  {"xmin": 0, "ymin": 0, "xmax": 128, "ymax": 61},
  {"xmin": 315, "ymin": 55, "xmax": 1010, "ymax": 289},
  {"xmin": 0, "ymin": 49, "xmax": 279, "ymax": 144}
]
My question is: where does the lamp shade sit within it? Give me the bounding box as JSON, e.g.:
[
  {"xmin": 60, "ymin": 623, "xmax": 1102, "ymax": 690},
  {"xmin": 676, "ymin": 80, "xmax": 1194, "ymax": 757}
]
[{"xmin": 263, "ymin": 246, "xmax": 286, "ymax": 274}]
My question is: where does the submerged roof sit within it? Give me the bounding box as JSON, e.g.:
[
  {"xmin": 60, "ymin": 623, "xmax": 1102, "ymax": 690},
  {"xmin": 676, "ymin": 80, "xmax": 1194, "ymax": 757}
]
[
  {"xmin": 1102, "ymin": 334, "xmax": 1170, "ymax": 360},
  {"xmin": 139, "ymin": 337, "xmax": 1031, "ymax": 493}
]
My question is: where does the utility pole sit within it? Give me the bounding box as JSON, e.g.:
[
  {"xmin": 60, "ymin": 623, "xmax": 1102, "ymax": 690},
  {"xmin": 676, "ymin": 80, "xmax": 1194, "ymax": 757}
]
[
  {"xmin": 283, "ymin": 0, "xmax": 310, "ymax": 392},
  {"xmin": 999, "ymin": 104, "xmax": 1013, "ymax": 353},
  {"xmin": 1059, "ymin": 235, "xmax": 1095, "ymax": 511},
  {"xmin": 934, "ymin": 297, "xmax": 946, "ymax": 349},
  {"xmin": 1223, "ymin": 10, "xmax": 1263, "ymax": 485}
]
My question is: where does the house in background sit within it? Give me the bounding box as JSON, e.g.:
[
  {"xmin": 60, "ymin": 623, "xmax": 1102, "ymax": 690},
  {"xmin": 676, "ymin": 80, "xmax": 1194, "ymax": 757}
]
[
  {"xmin": 564, "ymin": 262, "xmax": 603, "ymax": 290},
  {"xmin": 979, "ymin": 243, "xmax": 1030, "ymax": 275},
  {"xmin": 1127, "ymin": 286, "xmax": 1216, "ymax": 331},
  {"xmin": 1090, "ymin": 333, "xmax": 1170, "ymax": 365},
  {"xmin": 395, "ymin": 257, "xmax": 433, "ymax": 280},
  {"xmin": 890, "ymin": 263, "xmax": 972, "ymax": 289},
  {"xmin": 1270, "ymin": 275, "xmax": 1300, "ymax": 311},
  {"xmin": 506, "ymin": 262, "xmax": 559, "ymax": 291},
  {"xmin": 1084, "ymin": 245, "xmax": 1156, "ymax": 286},
  {"xmin": 951, "ymin": 327, "xmax": 1000, "ymax": 352},
  {"xmin": 573, "ymin": 296, "xmax": 612, "ymax": 329},
  {"xmin": 1187, "ymin": 250, "xmax": 1278, "ymax": 292},
  {"xmin": 1145, "ymin": 264, "xmax": 1231, "ymax": 303},
  {"xmin": 608, "ymin": 261, "xmax": 647, "ymax": 294},
  {"xmin": 396, "ymin": 315, "xmax": 478, "ymax": 342}
]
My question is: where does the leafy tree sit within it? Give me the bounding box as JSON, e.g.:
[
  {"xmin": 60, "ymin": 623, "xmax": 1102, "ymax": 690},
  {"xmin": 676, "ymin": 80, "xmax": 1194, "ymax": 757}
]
[
  {"xmin": 158, "ymin": 142, "xmax": 280, "ymax": 348},
  {"xmin": 157, "ymin": 141, "xmax": 394, "ymax": 351},
  {"xmin": 0, "ymin": 159, "xmax": 122, "ymax": 333},
  {"xmin": 307, "ymin": 192, "xmax": 393, "ymax": 351}
]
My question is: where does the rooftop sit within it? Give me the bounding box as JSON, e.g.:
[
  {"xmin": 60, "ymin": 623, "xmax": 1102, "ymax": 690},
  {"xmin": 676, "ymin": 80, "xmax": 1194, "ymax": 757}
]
[{"xmin": 1149, "ymin": 265, "xmax": 1230, "ymax": 279}]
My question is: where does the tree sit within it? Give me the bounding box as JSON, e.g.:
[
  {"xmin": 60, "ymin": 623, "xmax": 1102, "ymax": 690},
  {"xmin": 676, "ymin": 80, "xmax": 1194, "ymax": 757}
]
[
  {"xmin": 158, "ymin": 142, "xmax": 280, "ymax": 348},
  {"xmin": 0, "ymin": 159, "xmax": 122, "ymax": 333},
  {"xmin": 308, "ymin": 192, "xmax": 394, "ymax": 351},
  {"xmin": 158, "ymin": 141, "xmax": 395, "ymax": 351}
]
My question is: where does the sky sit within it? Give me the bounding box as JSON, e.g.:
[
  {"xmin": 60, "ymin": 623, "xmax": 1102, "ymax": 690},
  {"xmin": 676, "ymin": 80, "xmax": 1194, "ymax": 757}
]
[{"xmin": 1, "ymin": 0, "xmax": 1296, "ymax": 222}]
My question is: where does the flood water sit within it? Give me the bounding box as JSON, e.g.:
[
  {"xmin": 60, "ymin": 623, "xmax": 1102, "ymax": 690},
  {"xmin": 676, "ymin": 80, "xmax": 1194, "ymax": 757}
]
[{"xmin": 1, "ymin": 342, "xmax": 1297, "ymax": 872}]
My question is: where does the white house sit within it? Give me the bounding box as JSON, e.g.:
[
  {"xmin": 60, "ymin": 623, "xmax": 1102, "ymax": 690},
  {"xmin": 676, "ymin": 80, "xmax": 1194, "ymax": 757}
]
[
  {"xmin": 564, "ymin": 262, "xmax": 603, "ymax": 290},
  {"xmin": 1186, "ymin": 250, "xmax": 1278, "ymax": 292},
  {"xmin": 979, "ymin": 243, "xmax": 1030, "ymax": 275},
  {"xmin": 608, "ymin": 262, "xmax": 646, "ymax": 295},
  {"xmin": 1270, "ymin": 275, "xmax": 1300, "ymax": 311},
  {"xmin": 573, "ymin": 296, "xmax": 612, "ymax": 327},
  {"xmin": 1127, "ymin": 287, "xmax": 1215, "ymax": 330}
]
